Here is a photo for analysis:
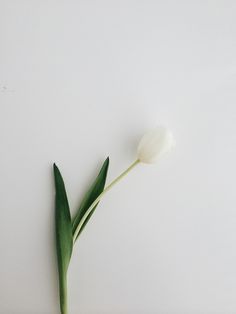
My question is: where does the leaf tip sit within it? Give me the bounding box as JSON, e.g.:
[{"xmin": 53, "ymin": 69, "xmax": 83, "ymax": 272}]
[
  {"xmin": 53, "ymin": 163, "xmax": 61, "ymax": 180},
  {"xmin": 105, "ymin": 156, "xmax": 110, "ymax": 165}
]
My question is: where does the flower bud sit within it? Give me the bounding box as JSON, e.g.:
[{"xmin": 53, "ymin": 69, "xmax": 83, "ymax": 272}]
[{"xmin": 137, "ymin": 126, "xmax": 175, "ymax": 164}]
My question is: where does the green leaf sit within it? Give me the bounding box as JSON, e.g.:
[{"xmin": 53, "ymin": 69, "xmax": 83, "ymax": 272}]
[
  {"xmin": 53, "ymin": 164, "xmax": 73, "ymax": 314},
  {"xmin": 72, "ymin": 157, "xmax": 109, "ymax": 241}
]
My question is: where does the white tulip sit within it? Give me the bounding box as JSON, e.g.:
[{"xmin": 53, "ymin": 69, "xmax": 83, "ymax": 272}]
[
  {"xmin": 137, "ymin": 126, "xmax": 175, "ymax": 164},
  {"xmin": 55, "ymin": 124, "xmax": 176, "ymax": 314}
]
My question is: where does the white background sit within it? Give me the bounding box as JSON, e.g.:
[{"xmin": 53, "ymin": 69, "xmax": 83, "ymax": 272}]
[{"xmin": 0, "ymin": 1, "xmax": 236, "ymax": 313}]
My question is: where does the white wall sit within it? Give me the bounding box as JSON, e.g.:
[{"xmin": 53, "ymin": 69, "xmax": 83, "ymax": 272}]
[{"xmin": 0, "ymin": 1, "xmax": 236, "ymax": 313}]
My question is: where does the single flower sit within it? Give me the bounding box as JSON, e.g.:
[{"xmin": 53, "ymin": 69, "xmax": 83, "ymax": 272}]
[
  {"xmin": 137, "ymin": 126, "xmax": 175, "ymax": 164},
  {"xmin": 53, "ymin": 125, "xmax": 175, "ymax": 314}
]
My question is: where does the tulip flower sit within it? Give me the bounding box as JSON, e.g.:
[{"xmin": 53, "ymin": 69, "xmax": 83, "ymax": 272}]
[
  {"xmin": 53, "ymin": 125, "xmax": 175, "ymax": 314},
  {"xmin": 137, "ymin": 126, "xmax": 175, "ymax": 163}
]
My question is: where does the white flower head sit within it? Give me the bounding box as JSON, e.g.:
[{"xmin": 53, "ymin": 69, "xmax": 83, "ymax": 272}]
[{"xmin": 137, "ymin": 126, "xmax": 175, "ymax": 164}]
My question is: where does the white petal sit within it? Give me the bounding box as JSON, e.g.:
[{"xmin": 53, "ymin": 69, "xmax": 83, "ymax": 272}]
[{"xmin": 137, "ymin": 126, "xmax": 175, "ymax": 164}]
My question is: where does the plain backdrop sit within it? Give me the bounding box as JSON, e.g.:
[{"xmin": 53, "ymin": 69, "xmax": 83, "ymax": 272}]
[{"xmin": 0, "ymin": 1, "xmax": 236, "ymax": 313}]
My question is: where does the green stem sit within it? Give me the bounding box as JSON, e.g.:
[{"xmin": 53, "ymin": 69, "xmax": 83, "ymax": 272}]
[
  {"xmin": 73, "ymin": 159, "xmax": 140, "ymax": 243},
  {"xmin": 59, "ymin": 272, "xmax": 68, "ymax": 314}
]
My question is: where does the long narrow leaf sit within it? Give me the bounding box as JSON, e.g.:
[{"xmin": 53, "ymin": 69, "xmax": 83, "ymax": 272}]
[
  {"xmin": 72, "ymin": 157, "xmax": 109, "ymax": 240},
  {"xmin": 54, "ymin": 163, "xmax": 73, "ymax": 314}
]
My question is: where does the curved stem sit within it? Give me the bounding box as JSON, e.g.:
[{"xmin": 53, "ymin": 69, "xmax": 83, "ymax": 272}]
[{"xmin": 73, "ymin": 159, "xmax": 140, "ymax": 243}]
